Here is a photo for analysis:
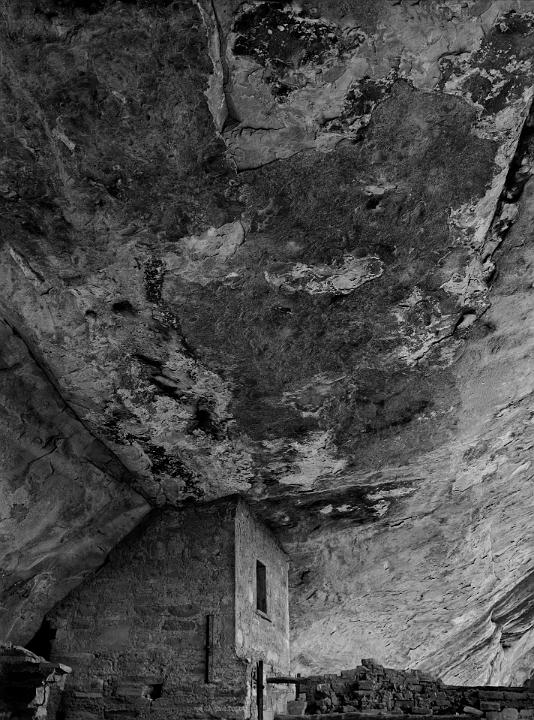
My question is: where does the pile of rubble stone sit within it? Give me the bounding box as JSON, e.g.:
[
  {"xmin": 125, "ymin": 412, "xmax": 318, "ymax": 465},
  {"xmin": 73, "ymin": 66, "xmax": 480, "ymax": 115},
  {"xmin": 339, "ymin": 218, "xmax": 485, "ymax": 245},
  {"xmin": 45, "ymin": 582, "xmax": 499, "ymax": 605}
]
[
  {"xmin": 289, "ymin": 660, "xmax": 534, "ymax": 717},
  {"xmin": 0, "ymin": 644, "xmax": 71, "ymax": 720}
]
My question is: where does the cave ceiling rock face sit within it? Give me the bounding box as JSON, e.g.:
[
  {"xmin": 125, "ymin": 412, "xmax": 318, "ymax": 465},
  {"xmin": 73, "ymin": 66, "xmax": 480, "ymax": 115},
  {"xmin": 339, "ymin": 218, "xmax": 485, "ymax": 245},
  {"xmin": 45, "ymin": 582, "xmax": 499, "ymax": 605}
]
[
  {"xmin": 0, "ymin": 0, "xmax": 256, "ymax": 507},
  {"xmin": 1, "ymin": 0, "xmax": 534, "ymax": 688},
  {"xmin": 200, "ymin": 0, "xmax": 534, "ymax": 369}
]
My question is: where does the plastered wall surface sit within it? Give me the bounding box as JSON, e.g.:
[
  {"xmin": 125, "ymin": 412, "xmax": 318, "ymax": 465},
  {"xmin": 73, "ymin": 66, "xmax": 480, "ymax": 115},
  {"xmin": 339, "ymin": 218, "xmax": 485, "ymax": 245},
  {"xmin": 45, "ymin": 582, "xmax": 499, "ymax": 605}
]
[{"xmin": 234, "ymin": 501, "xmax": 291, "ymax": 719}]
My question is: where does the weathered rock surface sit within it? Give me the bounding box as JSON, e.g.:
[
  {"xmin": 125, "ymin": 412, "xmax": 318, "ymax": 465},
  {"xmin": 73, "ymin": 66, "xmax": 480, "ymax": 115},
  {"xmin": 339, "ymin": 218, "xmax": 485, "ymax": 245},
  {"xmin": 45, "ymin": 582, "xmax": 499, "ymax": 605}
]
[{"xmin": 1, "ymin": 0, "xmax": 534, "ymax": 686}]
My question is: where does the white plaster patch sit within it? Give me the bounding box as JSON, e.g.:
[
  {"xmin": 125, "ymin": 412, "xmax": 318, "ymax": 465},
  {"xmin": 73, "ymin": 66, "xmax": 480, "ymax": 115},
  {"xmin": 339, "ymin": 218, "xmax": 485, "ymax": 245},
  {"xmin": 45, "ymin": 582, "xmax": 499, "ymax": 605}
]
[
  {"xmin": 264, "ymin": 255, "xmax": 383, "ymax": 295},
  {"xmin": 366, "ymin": 486, "xmax": 415, "ymax": 501},
  {"xmin": 274, "ymin": 431, "xmax": 348, "ymax": 488},
  {"xmin": 164, "ymin": 221, "xmax": 245, "ymax": 286},
  {"xmin": 371, "ymin": 499, "xmax": 389, "ymax": 517}
]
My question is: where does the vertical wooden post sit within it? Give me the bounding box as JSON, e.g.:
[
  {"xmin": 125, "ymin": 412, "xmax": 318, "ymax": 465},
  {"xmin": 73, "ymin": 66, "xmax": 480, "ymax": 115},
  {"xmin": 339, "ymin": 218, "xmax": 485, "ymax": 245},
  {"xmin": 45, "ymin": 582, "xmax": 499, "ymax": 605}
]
[
  {"xmin": 257, "ymin": 660, "xmax": 264, "ymax": 720},
  {"xmin": 205, "ymin": 614, "xmax": 214, "ymax": 683}
]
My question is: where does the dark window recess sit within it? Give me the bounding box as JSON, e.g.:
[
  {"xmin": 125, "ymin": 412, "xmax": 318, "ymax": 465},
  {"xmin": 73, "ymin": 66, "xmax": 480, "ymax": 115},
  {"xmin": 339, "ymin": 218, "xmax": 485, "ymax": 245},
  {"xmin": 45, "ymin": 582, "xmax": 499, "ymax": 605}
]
[
  {"xmin": 256, "ymin": 560, "xmax": 267, "ymax": 614},
  {"xmin": 142, "ymin": 683, "xmax": 163, "ymax": 700}
]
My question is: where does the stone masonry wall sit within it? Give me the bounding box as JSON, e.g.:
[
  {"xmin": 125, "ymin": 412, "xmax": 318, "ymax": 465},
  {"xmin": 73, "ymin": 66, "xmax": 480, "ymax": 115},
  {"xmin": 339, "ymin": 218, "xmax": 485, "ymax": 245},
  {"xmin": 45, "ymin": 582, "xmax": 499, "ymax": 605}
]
[
  {"xmin": 234, "ymin": 501, "xmax": 291, "ymax": 719},
  {"xmin": 46, "ymin": 501, "xmax": 249, "ymax": 720},
  {"xmin": 294, "ymin": 660, "xmax": 534, "ymax": 716}
]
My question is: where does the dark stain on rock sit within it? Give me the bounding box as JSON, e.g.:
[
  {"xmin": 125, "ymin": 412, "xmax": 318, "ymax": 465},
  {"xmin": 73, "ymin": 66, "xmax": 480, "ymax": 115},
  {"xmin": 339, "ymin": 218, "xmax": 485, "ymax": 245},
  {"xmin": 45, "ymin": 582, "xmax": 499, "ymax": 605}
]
[
  {"xmin": 112, "ymin": 299, "xmax": 137, "ymax": 316},
  {"xmin": 187, "ymin": 398, "xmax": 223, "ymax": 440},
  {"xmin": 233, "ymin": 3, "xmax": 336, "ymax": 69},
  {"xmin": 251, "ymin": 478, "xmax": 417, "ymax": 535},
  {"xmin": 143, "ymin": 442, "xmax": 204, "ymax": 499},
  {"xmin": 133, "ymin": 352, "xmax": 162, "ymax": 370},
  {"xmin": 232, "ymin": 2, "xmax": 364, "ymax": 100}
]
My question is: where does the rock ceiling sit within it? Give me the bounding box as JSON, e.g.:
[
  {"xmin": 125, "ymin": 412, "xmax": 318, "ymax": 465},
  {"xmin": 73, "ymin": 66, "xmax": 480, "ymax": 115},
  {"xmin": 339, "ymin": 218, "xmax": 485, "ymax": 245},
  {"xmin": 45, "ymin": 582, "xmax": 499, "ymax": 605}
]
[{"xmin": 1, "ymin": 0, "xmax": 534, "ymax": 686}]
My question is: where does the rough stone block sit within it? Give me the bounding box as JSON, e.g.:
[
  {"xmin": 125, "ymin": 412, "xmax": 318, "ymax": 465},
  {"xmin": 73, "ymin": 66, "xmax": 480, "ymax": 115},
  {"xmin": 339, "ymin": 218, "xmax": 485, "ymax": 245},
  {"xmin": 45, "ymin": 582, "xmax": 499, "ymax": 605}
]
[
  {"xmin": 286, "ymin": 698, "xmax": 307, "ymax": 716},
  {"xmin": 331, "ymin": 680, "xmax": 348, "ymax": 692},
  {"xmin": 116, "ymin": 680, "xmax": 145, "ymax": 698},
  {"xmin": 464, "ymin": 706, "xmax": 484, "ymax": 716},
  {"xmin": 481, "ymin": 702, "xmax": 503, "ymax": 712},
  {"xmin": 502, "ymin": 709, "xmax": 520, "ymax": 720},
  {"xmin": 71, "ymin": 677, "xmax": 105, "ymax": 697}
]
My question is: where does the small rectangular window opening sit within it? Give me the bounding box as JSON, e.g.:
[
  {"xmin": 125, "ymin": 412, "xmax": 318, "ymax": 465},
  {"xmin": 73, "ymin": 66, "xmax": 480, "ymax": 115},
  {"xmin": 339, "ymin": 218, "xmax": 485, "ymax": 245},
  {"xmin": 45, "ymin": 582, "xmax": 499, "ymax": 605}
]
[{"xmin": 256, "ymin": 560, "xmax": 267, "ymax": 615}]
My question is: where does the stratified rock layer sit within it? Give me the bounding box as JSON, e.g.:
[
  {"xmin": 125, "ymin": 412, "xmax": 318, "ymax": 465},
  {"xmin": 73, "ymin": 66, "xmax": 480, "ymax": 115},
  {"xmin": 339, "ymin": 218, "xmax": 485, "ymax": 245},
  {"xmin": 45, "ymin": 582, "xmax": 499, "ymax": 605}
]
[{"xmin": 1, "ymin": 0, "xmax": 534, "ymax": 686}]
